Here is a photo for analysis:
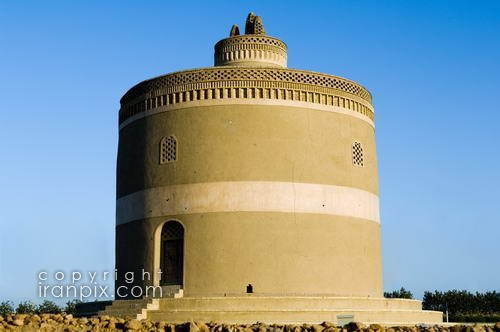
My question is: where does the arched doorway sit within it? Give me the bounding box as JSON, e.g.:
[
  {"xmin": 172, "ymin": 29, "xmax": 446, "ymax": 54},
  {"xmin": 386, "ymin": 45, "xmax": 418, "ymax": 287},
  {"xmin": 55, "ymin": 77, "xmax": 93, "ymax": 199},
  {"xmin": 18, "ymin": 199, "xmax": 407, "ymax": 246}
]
[{"xmin": 160, "ymin": 221, "xmax": 184, "ymax": 286}]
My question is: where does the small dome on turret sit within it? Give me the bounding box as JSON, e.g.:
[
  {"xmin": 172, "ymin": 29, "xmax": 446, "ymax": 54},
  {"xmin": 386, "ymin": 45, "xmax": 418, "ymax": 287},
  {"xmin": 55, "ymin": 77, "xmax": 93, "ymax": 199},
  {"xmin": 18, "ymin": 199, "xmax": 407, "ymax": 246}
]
[{"xmin": 214, "ymin": 12, "xmax": 287, "ymax": 68}]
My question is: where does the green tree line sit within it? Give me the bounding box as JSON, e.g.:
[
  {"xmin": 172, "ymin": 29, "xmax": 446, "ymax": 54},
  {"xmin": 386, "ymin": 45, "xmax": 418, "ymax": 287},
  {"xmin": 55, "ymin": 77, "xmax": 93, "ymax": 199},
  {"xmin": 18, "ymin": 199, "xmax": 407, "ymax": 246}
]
[
  {"xmin": 385, "ymin": 288, "xmax": 500, "ymax": 322},
  {"xmin": 0, "ymin": 300, "xmax": 80, "ymax": 316},
  {"xmin": 422, "ymin": 290, "xmax": 500, "ymax": 322}
]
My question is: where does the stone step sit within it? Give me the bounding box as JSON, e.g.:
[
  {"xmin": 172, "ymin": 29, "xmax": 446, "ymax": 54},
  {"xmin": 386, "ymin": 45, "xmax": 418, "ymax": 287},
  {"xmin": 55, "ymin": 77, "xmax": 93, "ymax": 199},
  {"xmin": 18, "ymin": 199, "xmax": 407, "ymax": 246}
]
[
  {"xmin": 99, "ymin": 299, "xmax": 151, "ymax": 319},
  {"xmin": 105, "ymin": 299, "xmax": 149, "ymax": 305},
  {"xmin": 96, "ymin": 296, "xmax": 441, "ymax": 324},
  {"xmin": 99, "ymin": 297, "xmax": 162, "ymax": 320},
  {"xmin": 105, "ymin": 303, "xmax": 149, "ymax": 309},
  {"xmin": 75, "ymin": 301, "xmax": 113, "ymax": 317},
  {"xmin": 100, "ymin": 307, "xmax": 144, "ymax": 314},
  {"xmin": 157, "ymin": 297, "xmax": 422, "ymax": 311},
  {"xmin": 100, "ymin": 309, "xmax": 141, "ymax": 317},
  {"xmin": 147, "ymin": 308, "xmax": 443, "ymax": 325},
  {"xmin": 100, "ymin": 311, "xmax": 138, "ymax": 318}
]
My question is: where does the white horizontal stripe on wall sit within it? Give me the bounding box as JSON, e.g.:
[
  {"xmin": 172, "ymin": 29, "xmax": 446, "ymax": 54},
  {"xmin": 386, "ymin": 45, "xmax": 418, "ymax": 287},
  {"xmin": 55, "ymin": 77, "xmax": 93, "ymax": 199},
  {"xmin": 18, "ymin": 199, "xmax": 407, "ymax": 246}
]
[{"xmin": 116, "ymin": 181, "xmax": 380, "ymax": 225}]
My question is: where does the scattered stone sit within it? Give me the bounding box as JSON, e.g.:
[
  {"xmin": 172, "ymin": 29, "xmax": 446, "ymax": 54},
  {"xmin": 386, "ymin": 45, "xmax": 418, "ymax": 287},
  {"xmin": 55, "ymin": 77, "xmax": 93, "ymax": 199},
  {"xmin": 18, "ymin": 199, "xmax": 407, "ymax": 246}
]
[
  {"xmin": 99, "ymin": 314, "xmax": 109, "ymax": 321},
  {"xmin": 239, "ymin": 327, "xmax": 253, "ymax": 332},
  {"xmin": 190, "ymin": 321, "xmax": 202, "ymax": 332},
  {"xmin": 14, "ymin": 314, "xmax": 27, "ymax": 322},
  {"xmin": 256, "ymin": 324, "xmax": 268, "ymax": 332},
  {"xmin": 0, "ymin": 314, "xmax": 497, "ymax": 332},
  {"xmin": 312, "ymin": 324, "xmax": 325, "ymax": 332},
  {"xmin": 198, "ymin": 321, "xmax": 211, "ymax": 332},
  {"xmin": 322, "ymin": 322, "xmax": 337, "ymax": 328},
  {"xmin": 106, "ymin": 320, "xmax": 116, "ymax": 329},
  {"xmin": 30, "ymin": 314, "xmax": 41, "ymax": 321},
  {"xmin": 125, "ymin": 319, "xmax": 143, "ymax": 330},
  {"xmin": 77, "ymin": 317, "xmax": 88, "ymax": 325},
  {"xmin": 12, "ymin": 318, "xmax": 24, "ymax": 326},
  {"xmin": 370, "ymin": 324, "xmax": 384, "ymax": 332},
  {"xmin": 472, "ymin": 324, "xmax": 485, "ymax": 332},
  {"xmin": 39, "ymin": 322, "xmax": 49, "ymax": 328},
  {"xmin": 223, "ymin": 323, "xmax": 235, "ymax": 332},
  {"xmin": 345, "ymin": 322, "xmax": 365, "ymax": 332},
  {"xmin": 324, "ymin": 327, "xmax": 339, "ymax": 332}
]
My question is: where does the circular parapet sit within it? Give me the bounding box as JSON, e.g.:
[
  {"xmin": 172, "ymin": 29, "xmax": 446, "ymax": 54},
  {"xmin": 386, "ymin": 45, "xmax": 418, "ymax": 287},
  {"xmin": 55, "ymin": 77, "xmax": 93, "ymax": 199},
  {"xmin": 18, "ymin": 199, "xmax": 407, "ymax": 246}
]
[
  {"xmin": 214, "ymin": 12, "xmax": 287, "ymax": 68},
  {"xmin": 119, "ymin": 67, "xmax": 373, "ymax": 127},
  {"xmin": 214, "ymin": 35, "xmax": 287, "ymax": 68}
]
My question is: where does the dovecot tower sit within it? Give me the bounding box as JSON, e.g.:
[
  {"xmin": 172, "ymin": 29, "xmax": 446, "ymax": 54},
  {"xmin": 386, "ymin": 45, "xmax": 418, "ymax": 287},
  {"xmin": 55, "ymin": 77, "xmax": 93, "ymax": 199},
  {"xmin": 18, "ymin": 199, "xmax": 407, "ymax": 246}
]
[{"xmin": 110, "ymin": 13, "xmax": 442, "ymax": 324}]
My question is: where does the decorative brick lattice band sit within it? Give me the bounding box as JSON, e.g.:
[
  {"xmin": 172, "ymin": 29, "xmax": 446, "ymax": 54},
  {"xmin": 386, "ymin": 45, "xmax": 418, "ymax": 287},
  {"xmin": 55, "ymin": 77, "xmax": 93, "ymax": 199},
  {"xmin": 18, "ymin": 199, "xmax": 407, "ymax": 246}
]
[
  {"xmin": 214, "ymin": 35, "xmax": 287, "ymax": 67},
  {"xmin": 119, "ymin": 67, "xmax": 374, "ymax": 125}
]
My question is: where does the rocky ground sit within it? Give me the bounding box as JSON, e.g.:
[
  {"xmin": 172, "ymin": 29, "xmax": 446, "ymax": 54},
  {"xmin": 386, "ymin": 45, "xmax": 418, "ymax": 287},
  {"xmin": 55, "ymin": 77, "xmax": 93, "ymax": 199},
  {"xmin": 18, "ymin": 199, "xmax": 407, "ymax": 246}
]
[{"xmin": 0, "ymin": 314, "xmax": 499, "ymax": 332}]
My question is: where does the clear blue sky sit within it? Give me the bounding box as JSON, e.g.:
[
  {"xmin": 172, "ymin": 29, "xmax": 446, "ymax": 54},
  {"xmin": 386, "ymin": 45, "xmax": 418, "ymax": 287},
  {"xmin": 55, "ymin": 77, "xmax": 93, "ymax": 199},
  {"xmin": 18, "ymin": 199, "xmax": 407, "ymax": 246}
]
[{"xmin": 1, "ymin": 0, "xmax": 499, "ymax": 304}]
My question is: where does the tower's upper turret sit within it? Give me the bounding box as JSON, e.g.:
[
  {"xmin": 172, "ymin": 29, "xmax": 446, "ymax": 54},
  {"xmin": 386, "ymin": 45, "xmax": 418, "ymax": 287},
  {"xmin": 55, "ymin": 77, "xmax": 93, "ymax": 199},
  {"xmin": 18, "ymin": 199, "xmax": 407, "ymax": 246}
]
[{"xmin": 214, "ymin": 13, "xmax": 287, "ymax": 68}]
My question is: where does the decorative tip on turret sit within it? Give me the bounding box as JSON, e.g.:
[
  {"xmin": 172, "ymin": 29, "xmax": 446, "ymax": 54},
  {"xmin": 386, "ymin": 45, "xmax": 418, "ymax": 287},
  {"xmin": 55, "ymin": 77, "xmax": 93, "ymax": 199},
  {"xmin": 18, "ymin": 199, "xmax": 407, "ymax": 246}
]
[
  {"xmin": 229, "ymin": 24, "xmax": 240, "ymax": 37},
  {"xmin": 228, "ymin": 12, "xmax": 266, "ymax": 37},
  {"xmin": 215, "ymin": 12, "xmax": 286, "ymax": 68},
  {"xmin": 245, "ymin": 12, "xmax": 265, "ymax": 35}
]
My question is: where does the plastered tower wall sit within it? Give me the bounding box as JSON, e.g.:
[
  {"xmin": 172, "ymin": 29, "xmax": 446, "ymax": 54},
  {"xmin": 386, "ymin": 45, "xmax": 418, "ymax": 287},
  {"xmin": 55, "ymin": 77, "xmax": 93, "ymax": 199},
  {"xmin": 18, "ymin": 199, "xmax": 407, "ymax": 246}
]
[{"xmin": 115, "ymin": 15, "xmax": 382, "ymax": 298}]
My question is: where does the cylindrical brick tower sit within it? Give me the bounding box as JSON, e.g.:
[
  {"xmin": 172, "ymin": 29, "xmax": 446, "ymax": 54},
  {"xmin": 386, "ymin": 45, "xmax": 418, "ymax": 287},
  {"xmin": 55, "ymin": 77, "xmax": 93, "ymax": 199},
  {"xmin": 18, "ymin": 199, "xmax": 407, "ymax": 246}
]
[
  {"xmin": 116, "ymin": 13, "xmax": 381, "ymax": 298},
  {"xmin": 110, "ymin": 13, "xmax": 443, "ymax": 324}
]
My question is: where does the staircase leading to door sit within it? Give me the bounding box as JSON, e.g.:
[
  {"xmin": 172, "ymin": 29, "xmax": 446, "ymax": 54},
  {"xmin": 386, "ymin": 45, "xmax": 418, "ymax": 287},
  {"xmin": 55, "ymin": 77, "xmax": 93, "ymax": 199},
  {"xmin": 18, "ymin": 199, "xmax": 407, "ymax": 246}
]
[{"xmin": 98, "ymin": 286, "xmax": 183, "ymax": 320}]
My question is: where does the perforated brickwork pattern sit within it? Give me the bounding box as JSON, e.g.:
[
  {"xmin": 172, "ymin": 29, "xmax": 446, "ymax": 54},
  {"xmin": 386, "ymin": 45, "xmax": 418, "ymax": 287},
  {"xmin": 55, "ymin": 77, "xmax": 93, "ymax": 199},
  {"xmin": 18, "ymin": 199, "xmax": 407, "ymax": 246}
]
[
  {"xmin": 215, "ymin": 35, "xmax": 286, "ymax": 50},
  {"xmin": 119, "ymin": 68, "xmax": 374, "ymax": 126},
  {"xmin": 352, "ymin": 142, "xmax": 364, "ymax": 167},
  {"xmin": 121, "ymin": 68, "xmax": 371, "ymax": 104},
  {"xmin": 160, "ymin": 136, "xmax": 177, "ymax": 164}
]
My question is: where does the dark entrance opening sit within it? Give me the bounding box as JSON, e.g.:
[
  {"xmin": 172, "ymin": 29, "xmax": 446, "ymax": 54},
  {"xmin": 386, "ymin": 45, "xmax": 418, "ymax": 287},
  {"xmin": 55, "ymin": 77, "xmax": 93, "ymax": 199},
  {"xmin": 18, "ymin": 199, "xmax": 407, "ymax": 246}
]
[
  {"xmin": 246, "ymin": 284, "xmax": 253, "ymax": 293},
  {"xmin": 160, "ymin": 221, "xmax": 184, "ymax": 286}
]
